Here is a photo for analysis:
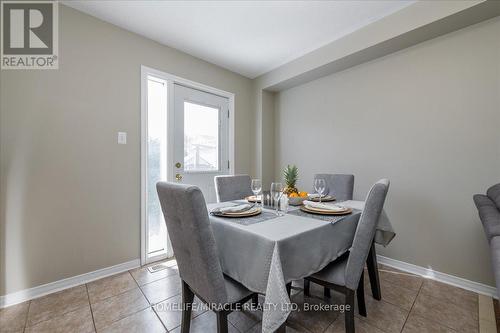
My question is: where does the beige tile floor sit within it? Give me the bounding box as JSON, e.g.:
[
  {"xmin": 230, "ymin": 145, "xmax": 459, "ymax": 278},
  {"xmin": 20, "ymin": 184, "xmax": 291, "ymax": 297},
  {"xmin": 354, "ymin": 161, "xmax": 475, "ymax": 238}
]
[{"xmin": 0, "ymin": 261, "xmax": 490, "ymax": 333}]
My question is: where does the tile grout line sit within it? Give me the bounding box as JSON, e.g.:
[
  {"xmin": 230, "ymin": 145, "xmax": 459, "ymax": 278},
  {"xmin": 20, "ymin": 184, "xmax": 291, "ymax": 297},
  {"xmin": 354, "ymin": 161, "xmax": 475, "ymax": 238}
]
[
  {"xmin": 129, "ymin": 260, "xmax": 179, "ymax": 287},
  {"xmin": 86, "ymin": 271, "xmax": 140, "ymax": 304},
  {"xmin": 88, "ymin": 271, "xmax": 153, "ymax": 331},
  {"xmin": 403, "ymin": 281, "xmax": 463, "ymax": 332},
  {"xmin": 134, "ymin": 271, "xmax": 170, "ymax": 333},
  {"xmin": 398, "ymin": 279, "xmax": 424, "ymax": 332},
  {"xmin": 362, "ymin": 280, "xmax": 415, "ymax": 313},
  {"xmin": 477, "ymin": 294, "xmax": 480, "ymax": 333},
  {"xmin": 419, "ymin": 289, "xmax": 478, "ymax": 331},
  {"xmin": 127, "ymin": 270, "xmax": 140, "ymax": 289},
  {"xmin": 85, "ymin": 284, "xmax": 98, "ymax": 333},
  {"xmin": 133, "ymin": 269, "xmax": 182, "ymax": 332},
  {"xmin": 22, "ymin": 300, "xmax": 31, "ymax": 333},
  {"xmin": 94, "ymin": 294, "xmax": 151, "ymax": 331},
  {"xmin": 381, "ymin": 266, "xmax": 477, "ymax": 332},
  {"xmin": 23, "ymin": 302, "xmax": 96, "ymax": 331},
  {"xmin": 7, "ymin": 262, "xmax": 179, "ymax": 333},
  {"xmin": 352, "ymin": 273, "xmax": 407, "ymax": 333},
  {"xmin": 151, "ymin": 305, "xmax": 169, "ymax": 332},
  {"xmin": 419, "ymin": 281, "xmax": 480, "ymax": 312}
]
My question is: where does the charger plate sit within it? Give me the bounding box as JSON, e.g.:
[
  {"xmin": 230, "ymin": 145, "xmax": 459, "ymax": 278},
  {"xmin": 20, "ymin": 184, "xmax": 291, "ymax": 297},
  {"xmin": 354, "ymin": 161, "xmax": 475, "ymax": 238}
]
[
  {"xmin": 213, "ymin": 207, "xmax": 262, "ymax": 218},
  {"xmin": 300, "ymin": 205, "xmax": 352, "ymax": 215}
]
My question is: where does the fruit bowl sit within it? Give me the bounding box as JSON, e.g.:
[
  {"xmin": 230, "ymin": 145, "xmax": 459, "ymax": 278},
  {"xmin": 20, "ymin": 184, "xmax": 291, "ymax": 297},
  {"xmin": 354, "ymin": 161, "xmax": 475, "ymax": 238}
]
[{"xmin": 287, "ymin": 192, "xmax": 308, "ymax": 206}]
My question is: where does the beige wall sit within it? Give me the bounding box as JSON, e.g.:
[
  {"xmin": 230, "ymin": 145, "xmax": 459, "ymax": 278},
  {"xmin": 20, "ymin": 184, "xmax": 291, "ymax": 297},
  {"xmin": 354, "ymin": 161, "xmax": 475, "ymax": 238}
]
[
  {"xmin": 0, "ymin": 5, "xmax": 254, "ymax": 295},
  {"xmin": 1, "ymin": 3, "xmax": 499, "ymax": 297},
  {"xmin": 274, "ymin": 17, "xmax": 500, "ymax": 285}
]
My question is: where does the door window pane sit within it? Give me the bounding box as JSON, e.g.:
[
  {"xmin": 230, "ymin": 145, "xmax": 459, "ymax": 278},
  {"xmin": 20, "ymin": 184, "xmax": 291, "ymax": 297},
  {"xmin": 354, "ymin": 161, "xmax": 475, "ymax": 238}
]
[
  {"xmin": 147, "ymin": 76, "xmax": 168, "ymax": 255},
  {"xmin": 184, "ymin": 102, "xmax": 219, "ymax": 171}
]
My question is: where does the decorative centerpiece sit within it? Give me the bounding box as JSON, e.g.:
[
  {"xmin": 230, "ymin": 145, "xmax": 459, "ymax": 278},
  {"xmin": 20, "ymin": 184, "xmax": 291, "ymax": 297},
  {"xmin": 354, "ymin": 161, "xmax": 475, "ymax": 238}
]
[{"xmin": 283, "ymin": 165, "xmax": 308, "ymax": 206}]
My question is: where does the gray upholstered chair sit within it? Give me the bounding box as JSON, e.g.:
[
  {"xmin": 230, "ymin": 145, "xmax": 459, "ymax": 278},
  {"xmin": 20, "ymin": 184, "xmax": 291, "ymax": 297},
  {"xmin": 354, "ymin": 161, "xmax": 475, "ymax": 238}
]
[
  {"xmin": 214, "ymin": 174, "xmax": 253, "ymax": 202},
  {"xmin": 304, "ymin": 179, "xmax": 390, "ymax": 333},
  {"xmin": 474, "ymin": 183, "xmax": 500, "ymax": 298},
  {"xmin": 156, "ymin": 182, "xmax": 258, "ymax": 333},
  {"xmin": 474, "ymin": 183, "xmax": 500, "ymax": 242},
  {"xmin": 313, "ymin": 173, "xmax": 383, "ymax": 301},
  {"xmin": 313, "ymin": 174, "xmax": 354, "ymax": 201}
]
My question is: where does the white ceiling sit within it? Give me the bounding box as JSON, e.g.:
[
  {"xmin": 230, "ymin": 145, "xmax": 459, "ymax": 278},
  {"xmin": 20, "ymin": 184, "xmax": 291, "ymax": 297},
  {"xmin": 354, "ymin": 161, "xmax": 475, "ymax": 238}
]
[{"xmin": 64, "ymin": 1, "xmax": 414, "ymax": 78}]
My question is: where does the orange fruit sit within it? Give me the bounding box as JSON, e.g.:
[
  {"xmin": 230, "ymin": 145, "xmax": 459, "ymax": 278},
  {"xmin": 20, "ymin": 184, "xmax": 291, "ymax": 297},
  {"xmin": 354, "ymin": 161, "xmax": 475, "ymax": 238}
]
[
  {"xmin": 289, "ymin": 193, "xmax": 299, "ymax": 198},
  {"xmin": 299, "ymin": 191, "xmax": 308, "ymax": 197}
]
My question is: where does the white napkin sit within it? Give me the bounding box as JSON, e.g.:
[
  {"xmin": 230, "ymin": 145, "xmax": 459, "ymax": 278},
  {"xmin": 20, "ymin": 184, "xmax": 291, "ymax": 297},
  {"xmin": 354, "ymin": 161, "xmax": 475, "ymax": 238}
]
[
  {"xmin": 303, "ymin": 201, "xmax": 345, "ymax": 212},
  {"xmin": 215, "ymin": 204, "xmax": 252, "ymax": 214}
]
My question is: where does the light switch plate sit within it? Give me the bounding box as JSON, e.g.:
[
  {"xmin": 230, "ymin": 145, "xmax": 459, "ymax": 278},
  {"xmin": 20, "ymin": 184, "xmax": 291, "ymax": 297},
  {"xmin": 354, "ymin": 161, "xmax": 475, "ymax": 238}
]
[{"xmin": 117, "ymin": 132, "xmax": 127, "ymax": 144}]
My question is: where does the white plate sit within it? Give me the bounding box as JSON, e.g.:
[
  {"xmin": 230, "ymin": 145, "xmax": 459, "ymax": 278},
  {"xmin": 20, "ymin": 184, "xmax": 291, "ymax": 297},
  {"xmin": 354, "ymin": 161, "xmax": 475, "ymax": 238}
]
[
  {"xmin": 300, "ymin": 205, "xmax": 352, "ymax": 215},
  {"xmin": 215, "ymin": 207, "xmax": 262, "ymax": 217}
]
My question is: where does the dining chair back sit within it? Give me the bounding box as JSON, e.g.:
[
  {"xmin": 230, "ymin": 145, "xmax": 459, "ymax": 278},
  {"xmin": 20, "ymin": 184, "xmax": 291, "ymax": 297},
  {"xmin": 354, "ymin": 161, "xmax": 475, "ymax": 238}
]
[
  {"xmin": 214, "ymin": 174, "xmax": 253, "ymax": 202},
  {"xmin": 156, "ymin": 182, "xmax": 228, "ymax": 305},
  {"xmin": 314, "ymin": 174, "xmax": 354, "ymax": 201},
  {"xmin": 344, "ymin": 179, "xmax": 390, "ymax": 290}
]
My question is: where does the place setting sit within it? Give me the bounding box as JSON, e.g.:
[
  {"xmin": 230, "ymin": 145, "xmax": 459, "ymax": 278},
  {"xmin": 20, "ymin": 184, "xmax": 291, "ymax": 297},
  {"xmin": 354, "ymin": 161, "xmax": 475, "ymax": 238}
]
[
  {"xmin": 279, "ymin": 167, "xmax": 357, "ymax": 221},
  {"xmin": 300, "ymin": 201, "xmax": 352, "ymax": 215},
  {"xmin": 209, "ymin": 178, "xmax": 293, "ymax": 225},
  {"xmin": 210, "ymin": 203, "xmax": 262, "ymax": 218},
  {"xmin": 208, "ymin": 166, "xmax": 361, "ymax": 229}
]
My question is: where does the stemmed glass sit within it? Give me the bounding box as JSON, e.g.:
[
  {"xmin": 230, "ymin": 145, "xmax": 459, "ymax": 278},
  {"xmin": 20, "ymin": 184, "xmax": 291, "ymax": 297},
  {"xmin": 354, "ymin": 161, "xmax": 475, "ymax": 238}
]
[
  {"xmin": 314, "ymin": 178, "xmax": 326, "ymax": 203},
  {"xmin": 270, "ymin": 182, "xmax": 284, "ymax": 216},
  {"xmin": 251, "ymin": 179, "xmax": 262, "ymax": 207}
]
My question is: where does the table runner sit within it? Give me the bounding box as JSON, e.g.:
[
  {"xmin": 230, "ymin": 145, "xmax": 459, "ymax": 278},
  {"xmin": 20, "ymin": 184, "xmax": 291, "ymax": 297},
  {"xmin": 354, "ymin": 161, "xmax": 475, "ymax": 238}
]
[
  {"xmin": 287, "ymin": 207, "xmax": 361, "ymax": 224},
  {"xmin": 287, "ymin": 200, "xmax": 395, "ymax": 246},
  {"xmin": 211, "ymin": 209, "xmax": 279, "ymax": 226}
]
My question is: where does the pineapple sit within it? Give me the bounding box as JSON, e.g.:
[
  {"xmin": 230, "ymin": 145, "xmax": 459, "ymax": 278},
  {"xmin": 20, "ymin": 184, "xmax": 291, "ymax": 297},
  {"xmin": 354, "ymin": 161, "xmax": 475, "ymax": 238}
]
[{"xmin": 283, "ymin": 165, "xmax": 299, "ymax": 195}]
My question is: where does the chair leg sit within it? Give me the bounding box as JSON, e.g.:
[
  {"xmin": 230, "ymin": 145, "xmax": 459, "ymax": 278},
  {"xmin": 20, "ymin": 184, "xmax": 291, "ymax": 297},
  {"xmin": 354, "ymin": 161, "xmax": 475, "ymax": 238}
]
[
  {"xmin": 304, "ymin": 280, "xmax": 310, "ymax": 296},
  {"xmin": 345, "ymin": 289, "xmax": 355, "ymax": 333},
  {"xmin": 276, "ymin": 322, "xmax": 287, "ymax": 333},
  {"xmin": 286, "ymin": 282, "xmax": 292, "ymax": 296},
  {"xmin": 324, "ymin": 287, "xmax": 331, "ymax": 298},
  {"xmin": 216, "ymin": 311, "xmax": 228, "ymax": 333},
  {"xmin": 367, "ymin": 242, "xmax": 382, "ymax": 300},
  {"xmin": 181, "ymin": 281, "xmax": 194, "ymax": 333},
  {"xmin": 357, "ymin": 271, "xmax": 367, "ymax": 317}
]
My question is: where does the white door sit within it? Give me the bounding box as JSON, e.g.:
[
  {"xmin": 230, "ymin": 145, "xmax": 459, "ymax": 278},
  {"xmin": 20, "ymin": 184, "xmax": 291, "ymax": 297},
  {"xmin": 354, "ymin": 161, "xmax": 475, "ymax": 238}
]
[{"xmin": 173, "ymin": 84, "xmax": 230, "ymax": 203}]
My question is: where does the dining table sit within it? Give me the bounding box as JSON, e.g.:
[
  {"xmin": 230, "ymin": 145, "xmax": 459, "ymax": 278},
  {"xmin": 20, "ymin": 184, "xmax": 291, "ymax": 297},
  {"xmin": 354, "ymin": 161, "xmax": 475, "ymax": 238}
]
[{"xmin": 207, "ymin": 199, "xmax": 395, "ymax": 333}]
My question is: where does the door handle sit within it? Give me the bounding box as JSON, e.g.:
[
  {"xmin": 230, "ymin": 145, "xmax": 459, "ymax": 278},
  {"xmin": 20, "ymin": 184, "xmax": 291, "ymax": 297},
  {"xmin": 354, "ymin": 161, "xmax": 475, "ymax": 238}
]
[
  {"xmin": 175, "ymin": 162, "xmax": 182, "ymax": 169},
  {"xmin": 175, "ymin": 173, "xmax": 183, "ymax": 181}
]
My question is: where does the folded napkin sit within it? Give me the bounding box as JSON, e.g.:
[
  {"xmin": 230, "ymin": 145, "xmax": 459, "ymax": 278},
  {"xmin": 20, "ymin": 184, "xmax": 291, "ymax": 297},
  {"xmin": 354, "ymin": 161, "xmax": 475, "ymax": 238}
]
[
  {"xmin": 211, "ymin": 204, "xmax": 253, "ymax": 214},
  {"xmin": 308, "ymin": 193, "xmax": 326, "ymax": 199},
  {"xmin": 303, "ymin": 201, "xmax": 345, "ymax": 212}
]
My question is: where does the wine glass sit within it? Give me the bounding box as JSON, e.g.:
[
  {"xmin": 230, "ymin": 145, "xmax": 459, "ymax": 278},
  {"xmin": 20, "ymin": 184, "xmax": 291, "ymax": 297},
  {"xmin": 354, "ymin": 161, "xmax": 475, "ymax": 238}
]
[
  {"xmin": 270, "ymin": 182, "xmax": 284, "ymax": 216},
  {"xmin": 314, "ymin": 178, "xmax": 326, "ymax": 203},
  {"xmin": 251, "ymin": 179, "xmax": 262, "ymax": 207}
]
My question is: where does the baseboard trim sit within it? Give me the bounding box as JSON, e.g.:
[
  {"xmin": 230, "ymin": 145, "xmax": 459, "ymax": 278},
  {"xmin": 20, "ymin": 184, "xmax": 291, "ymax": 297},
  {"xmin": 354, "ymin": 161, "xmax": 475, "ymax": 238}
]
[
  {"xmin": 378, "ymin": 255, "xmax": 498, "ymax": 299},
  {"xmin": 1, "ymin": 255, "xmax": 497, "ymax": 308},
  {"xmin": 0, "ymin": 259, "xmax": 140, "ymax": 308}
]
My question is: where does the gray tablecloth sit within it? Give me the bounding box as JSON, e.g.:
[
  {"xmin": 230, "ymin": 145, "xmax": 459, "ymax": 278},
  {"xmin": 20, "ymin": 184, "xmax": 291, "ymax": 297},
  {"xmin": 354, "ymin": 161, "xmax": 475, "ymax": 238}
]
[
  {"xmin": 339, "ymin": 200, "xmax": 395, "ymax": 246},
  {"xmin": 208, "ymin": 201, "xmax": 395, "ymax": 333}
]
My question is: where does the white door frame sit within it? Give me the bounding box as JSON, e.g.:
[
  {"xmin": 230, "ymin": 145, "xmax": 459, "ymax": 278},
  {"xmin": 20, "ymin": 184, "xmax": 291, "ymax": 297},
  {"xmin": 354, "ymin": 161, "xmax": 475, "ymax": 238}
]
[{"xmin": 140, "ymin": 65, "xmax": 235, "ymax": 265}]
